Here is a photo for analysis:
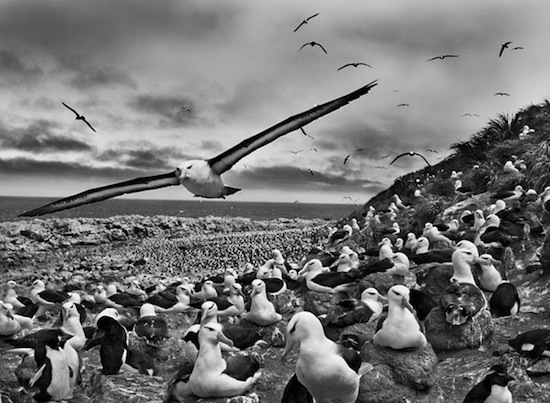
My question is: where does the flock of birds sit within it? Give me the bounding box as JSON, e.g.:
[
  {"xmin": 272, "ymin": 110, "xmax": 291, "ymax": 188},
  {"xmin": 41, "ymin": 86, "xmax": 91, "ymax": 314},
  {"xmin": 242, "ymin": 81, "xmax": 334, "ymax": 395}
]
[{"xmin": 3, "ymin": 161, "xmax": 550, "ymax": 401}]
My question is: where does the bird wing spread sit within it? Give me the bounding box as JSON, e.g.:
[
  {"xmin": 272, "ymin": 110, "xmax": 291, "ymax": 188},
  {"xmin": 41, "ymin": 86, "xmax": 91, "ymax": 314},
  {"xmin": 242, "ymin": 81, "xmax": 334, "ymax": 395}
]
[
  {"xmin": 62, "ymin": 102, "xmax": 79, "ymax": 116},
  {"xmin": 208, "ymin": 81, "xmax": 378, "ymax": 175},
  {"xmin": 19, "ymin": 171, "xmax": 180, "ymax": 217}
]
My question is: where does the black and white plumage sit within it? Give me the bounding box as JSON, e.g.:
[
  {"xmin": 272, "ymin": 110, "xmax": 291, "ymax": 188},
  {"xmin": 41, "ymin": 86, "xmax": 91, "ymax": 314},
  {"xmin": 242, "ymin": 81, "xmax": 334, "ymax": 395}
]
[
  {"xmin": 62, "ymin": 102, "xmax": 96, "ymax": 132},
  {"xmin": 282, "ymin": 311, "xmax": 362, "ymax": 403},
  {"xmin": 299, "ymin": 41, "xmax": 328, "ymax": 54},
  {"xmin": 133, "ymin": 303, "xmax": 169, "ymax": 344},
  {"xmin": 293, "ymin": 12, "xmax": 319, "ymax": 32},
  {"xmin": 20, "ymin": 81, "xmax": 377, "ymax": 217},
  {"xmin": 490, "ymin": 282, "xmax": 520, "ymax": 318},
  {"xmin": 463, "ymin": 364, "xmax": 513, "ymax": 403},
  {"xmin": 427, "ymin": 54, "xmax": 459, "ymax": 61},
  {"xmin": 509, "ymin": 329, "xmax": 550, "ymax": 359},
  {"xmin": 390, "ymin": 151, "xmax": 431, "ymax": 166}
]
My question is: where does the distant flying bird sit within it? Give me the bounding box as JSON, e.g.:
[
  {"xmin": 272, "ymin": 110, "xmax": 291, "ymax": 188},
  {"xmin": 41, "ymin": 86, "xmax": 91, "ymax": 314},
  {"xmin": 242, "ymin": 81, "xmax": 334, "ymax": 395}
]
[
  {"xmin": 308, "ymin": 169, "xmax": 315, "ymax": 176},
  {"xmin": 380, "ymin": 154, "xmax": 390, "ymax": 159},
  {"xmin": 293, "ymin": 12, "xmax": 319, "ymax": 32},
  {"xmin": 300, "ymin": 127, "xmax": 316, "ymax": 140},
  {"xmin": 390, "ymin": 151, "xmax": 431, "ymax": 167},
  {"xmin": 20, "ymin": 81, "xmax": 378, "ymax": 217},
  {"xmin": 397, "ymin": 103, "xmax": 410, "ymax": 107},
  {"xmin": 290, "ymin": 150, "xmax": 304, "ymax": 155},
  {"xmin": 337, "ymin": 62, "xmax": 372, "ymax": 71},
  {"xmin": 375, "ymin": 166, "xmax": 387, "ymax": 169},
  {"xmin": 355, "ymin": 148, "xmax": 365, "ymax": 153},
  {"xmin": 511, "ymin": 46, "xmax": 524, "ymax": 51},
  {"xmin": 299, "ymin": 41, "xmax": 328, "ymax": 54},
  {"xmin": 310, "ymin": 147, "xmax": 318, "ymax": 152},
  {"xmin": 427, "ymin": 54, "xmax": 459, "ymax": 61},
  {"xmin": 344, "ymin": 155, "xmax": 350, "ymax": 164},
  {"xmin": 462, "ymin": 113, "xmax": 480, "ymax": 117},
  {"xmin": 426, "ymin": 149, "xmax": 438, "ymax": 153},
  {"xmin": 494, "ymin": 92, "xmax": 510, "ymax": 97},
  {"xmin": 62, "ymin": 102, "xmax": 96, "ymax": 132},
  {"xmin": 499, "ymin": 41, "xmax": 512, "ymax": 57}
]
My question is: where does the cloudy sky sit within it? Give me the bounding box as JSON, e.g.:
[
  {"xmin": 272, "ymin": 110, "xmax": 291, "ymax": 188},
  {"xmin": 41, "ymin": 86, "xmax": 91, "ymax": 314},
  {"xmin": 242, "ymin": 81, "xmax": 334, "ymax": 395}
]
[{"xmin": 1, "ymin": 0, "xmax": 549, "ymax": 206}]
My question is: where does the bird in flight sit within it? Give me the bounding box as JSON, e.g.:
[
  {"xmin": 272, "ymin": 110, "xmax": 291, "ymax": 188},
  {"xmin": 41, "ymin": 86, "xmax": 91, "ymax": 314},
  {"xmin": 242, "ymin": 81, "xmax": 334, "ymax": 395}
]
[
  {"xmin": 494, "ymin": 92, "xmax": 510, "ymax": 97},
  {"xmin": 426, "ymin": 149, "xmax": 438, "ymax": 153},
  {"xmin": 299, "ymin": 41, "xmax": 328, "ymax": 54},
  {"xmin": 308, "ymin": 169, "xmax": 315, "ymax": 176},
  {"xmin": 462, "ymin": 113, "xmax": 480, "ymax": 117},
  {"xmin": 427, "ymin": 55, "xmax": 459, "ymax": 61},
  {"xmin": 511, "ymin": 46, "xmax": 524, "ymax": 51},
  {"xmin": 499, "ymin": 41, "xmax": 512, "ymax": 57},
  {"xmin": 337, "ymin": 62, "xmax": 372, "ymax": 71},
  {"xmin": 290, "ymin": 150, "xmax": 304, "ymax": 155},
  {"xmin": 397, "ymin": 103, "xmax": 410, "ymax": 107},
  {"xmin": 355, "ymin": 148, "xmax": 366, "ymax": 153},
  {"xmin": 390, "ymin": 151, "xmax": 431, "ymax": 167},
  {"xmin": 300, "ymin": 127, "xmax": 316, "ymax": 140},
  {"xmin": 62, "ymin": 102, "xmax": 96, "ymax": 132},
  {"xmin": 293, "ymin": 12, "xmax": 319, "ymax": 33},
  {"xmin": 344, "ymin": 155, "xmax": 351, "ymax": 164},
  {"xmin": 374, "ymin": 166, "xmax": 387, "ymax": 169},
  {"xmin": 20, "ymin": 81, "xmax": 378, "ymax": 217}
]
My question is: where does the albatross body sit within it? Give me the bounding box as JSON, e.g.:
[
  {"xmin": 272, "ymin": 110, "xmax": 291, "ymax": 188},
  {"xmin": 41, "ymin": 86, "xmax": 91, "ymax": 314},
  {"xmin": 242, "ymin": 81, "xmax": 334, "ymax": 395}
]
[{"xmin": 20, "ymin": 81, "xmax": 378, "ymax": 217}]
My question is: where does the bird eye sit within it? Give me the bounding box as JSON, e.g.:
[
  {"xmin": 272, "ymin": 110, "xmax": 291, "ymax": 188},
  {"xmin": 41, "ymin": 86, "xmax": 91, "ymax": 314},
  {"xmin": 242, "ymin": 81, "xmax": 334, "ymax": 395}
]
[
  {"xmin": 289, "ymin": 323, "xmax": 297, "ymax": 334},
  {"xmin": 187, "ymin": 164, "xmax": 193, "ymax": 169}
]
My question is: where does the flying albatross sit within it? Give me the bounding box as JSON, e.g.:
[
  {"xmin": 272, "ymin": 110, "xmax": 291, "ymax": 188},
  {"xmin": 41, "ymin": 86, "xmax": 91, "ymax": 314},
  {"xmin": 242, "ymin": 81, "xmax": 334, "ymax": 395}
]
[
  {"xmin": 390, "ymin": 151, "xmax": 431, "ymax": 167},
  {"xmin": 20, "ymin": 81, "xmax": 378, "ymax": 217}
]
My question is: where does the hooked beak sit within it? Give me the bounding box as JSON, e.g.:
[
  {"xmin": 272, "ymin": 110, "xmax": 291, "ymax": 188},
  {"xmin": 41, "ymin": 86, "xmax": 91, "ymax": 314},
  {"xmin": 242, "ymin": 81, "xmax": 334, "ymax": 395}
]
[
  {"xmin": 401, "ymin": 296, "xmax": 414, "ymax": 313},
  {"xmin": 378, "ymin": 294, "xmax": 388, "ymax": 304},
  {"xmin": 217, "ymin": 330, "xmax": 234, "ymax": 348}
]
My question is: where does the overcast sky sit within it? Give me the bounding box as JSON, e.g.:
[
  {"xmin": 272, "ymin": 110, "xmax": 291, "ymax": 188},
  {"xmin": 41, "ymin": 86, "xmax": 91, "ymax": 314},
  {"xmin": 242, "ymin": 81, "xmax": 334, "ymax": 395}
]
[{"xmin": 1, "ymin": 0, "xmax": 549, "ymax": 206}]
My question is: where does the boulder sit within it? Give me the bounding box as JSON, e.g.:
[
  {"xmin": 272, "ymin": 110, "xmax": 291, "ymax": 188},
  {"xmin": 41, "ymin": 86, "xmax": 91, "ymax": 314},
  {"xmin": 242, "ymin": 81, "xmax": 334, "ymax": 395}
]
[
  {"xmin": 424, "ymin": 306, "xmax": 494, "ymax": 352},
  {"xmin": 360, "ymin": 341, "xmax": 438, "ymax": 391}
]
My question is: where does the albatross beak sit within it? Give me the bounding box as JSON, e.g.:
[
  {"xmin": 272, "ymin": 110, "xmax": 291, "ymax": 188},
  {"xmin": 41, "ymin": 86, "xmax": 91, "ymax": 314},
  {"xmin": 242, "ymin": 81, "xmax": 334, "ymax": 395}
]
[
  {"xmin": 217, "ymin": 330, "xmax": 234, "ymax": 348},
  {"xmin": 401, "ymin": 296, "xmax": 415, "ymax": 313}
]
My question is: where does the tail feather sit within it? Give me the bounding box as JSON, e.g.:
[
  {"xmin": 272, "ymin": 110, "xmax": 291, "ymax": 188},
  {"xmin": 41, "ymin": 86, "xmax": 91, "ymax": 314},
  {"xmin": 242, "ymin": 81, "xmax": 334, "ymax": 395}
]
[{"xmin": 223, "ymin": 186, "xmax": 241, "ymax": 196}]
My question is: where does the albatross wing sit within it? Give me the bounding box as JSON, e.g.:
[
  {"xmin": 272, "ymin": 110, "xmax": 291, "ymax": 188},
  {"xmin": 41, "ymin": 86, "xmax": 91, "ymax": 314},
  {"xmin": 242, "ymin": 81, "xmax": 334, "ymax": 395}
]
[
  {"xmin": 208, "ymin": 80, "xmax": 378, "ymax": 175},
  {"xmin": 19, "ymin": 171, "xmax": 179, "ymax": 217}
]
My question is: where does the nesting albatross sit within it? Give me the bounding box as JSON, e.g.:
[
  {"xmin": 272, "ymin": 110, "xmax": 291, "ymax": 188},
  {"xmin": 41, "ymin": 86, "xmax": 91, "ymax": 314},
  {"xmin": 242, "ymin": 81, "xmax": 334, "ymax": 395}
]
[{"xmin": 20, "ymin": 81, "xmax": 378, "ymax": 217}]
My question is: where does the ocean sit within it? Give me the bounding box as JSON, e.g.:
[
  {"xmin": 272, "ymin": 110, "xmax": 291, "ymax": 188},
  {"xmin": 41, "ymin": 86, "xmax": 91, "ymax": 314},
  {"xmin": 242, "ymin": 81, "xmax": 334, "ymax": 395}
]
[{"xmin": 0, "ymin": 196, "xmax": 359, "ymax": 223}]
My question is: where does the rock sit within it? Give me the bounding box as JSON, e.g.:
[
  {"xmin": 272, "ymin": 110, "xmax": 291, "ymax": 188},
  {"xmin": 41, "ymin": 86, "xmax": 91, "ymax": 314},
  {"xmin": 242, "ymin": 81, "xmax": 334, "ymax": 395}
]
[
  {"xmin": 357, "ymin": 272, "xmax": 405, "ymax": 295},
  {"xmin": 303, "ymin": 287, "xmax": 358, "ymax": 316},
  {"xmin": 424, "ymin": 306, "xmax": 494, "ymax": 352},
  {"xmin": 360, "ymin": 341, "xmax": 438, "ymax": 391},
  {"xmin": 83, "ymin": 370, "xmax": 166, "ymax": 403},
  {"xmin": 414, "ymin": 263, "xmax": 453, "ymax": 301}
]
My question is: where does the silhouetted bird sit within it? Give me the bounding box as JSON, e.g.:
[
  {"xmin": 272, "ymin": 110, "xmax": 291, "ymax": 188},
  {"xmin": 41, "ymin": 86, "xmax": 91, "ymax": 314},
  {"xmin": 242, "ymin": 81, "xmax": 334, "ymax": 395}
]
[
  {"xmin": 293, "ymin": 13, "xmax": 319, "ymax": 32},
  {"xmin": 62, "ymin": 102, "xmax": 96, "ymax": 132}
]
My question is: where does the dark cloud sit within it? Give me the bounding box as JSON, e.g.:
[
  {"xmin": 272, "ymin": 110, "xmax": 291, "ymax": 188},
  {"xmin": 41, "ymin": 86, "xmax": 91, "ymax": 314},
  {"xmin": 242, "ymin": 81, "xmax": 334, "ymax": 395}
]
[
  {"xmin": 0, "ymin": 120, "xmax": 91, "ymax": 152},
  {"xmin": 95, "ymin": 142, "xmax": 193, "ymax": 171},
  {"xmin": 129, "ymin": 94, "xmax": 198, "ymax": 126},
  {"xmin": 58, "ymin": 54, "xmax": 137, "ymax": 89},
  {"xmin": 0, "ymin": 48, "xmax": 42, "ymax": 83},
  {"xmin": 0, "ymin": 2, "xmax": 236, "ymax": 56},
  {"xmin": 232, "ymin": 165, "xmax": 385, "ymax": 194}
]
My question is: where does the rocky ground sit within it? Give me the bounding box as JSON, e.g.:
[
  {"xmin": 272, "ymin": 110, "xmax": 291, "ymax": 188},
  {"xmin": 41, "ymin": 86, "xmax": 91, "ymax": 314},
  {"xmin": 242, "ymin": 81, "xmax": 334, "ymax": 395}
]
[{"xmin": 1, "ymin": 213, "xmax": 550, "ymax": 403}]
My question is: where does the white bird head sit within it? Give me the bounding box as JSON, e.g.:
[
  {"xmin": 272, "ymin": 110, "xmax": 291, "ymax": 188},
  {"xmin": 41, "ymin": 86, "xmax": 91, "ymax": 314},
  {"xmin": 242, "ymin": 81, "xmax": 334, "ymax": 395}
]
[
  {"xmin": 282, "ymin": 311, "xmax": 325, "ymax": 360},
  {"xmin": 139, "ymin": 303, "xmax": 157, "ymax": 318},
  {"xmin": 387, "ymin": 285, "xmax": 414, "ymax": 313}
]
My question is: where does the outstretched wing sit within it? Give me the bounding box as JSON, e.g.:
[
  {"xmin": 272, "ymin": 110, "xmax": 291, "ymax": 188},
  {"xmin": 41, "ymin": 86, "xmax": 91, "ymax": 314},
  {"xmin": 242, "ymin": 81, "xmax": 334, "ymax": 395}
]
[
  {"xmin": 19, "ymin": 171, "xmax": 180, "ymax": 217},
  {"xmin": 293, "ymin": 21, "xmax": 306, "ymax": 33},
  {"xmin": 337, "ymin": 63, "xmax": 353, "ymax": 71},
  {"xmin": 390, "ymin": 152, "xmax": 410, "ymax": 165},
  {"xmin": 306, "ymin": 12, "xmax": 319, "ymax": 22},
  {"xmin": 208, "ymin": 80, "xmax": 378, "ymax": 175},
  {"xmin": 314, "ymin": 43, "xmax": 328, "ymax": 54},
  {"xmin": 83, "ymin": 119, "xmax": 97, "ymax": 132},
  {"xmin": 62, "ymin": 102, "xmax": 79, "ymax": 117},
  {"xmin": 414, "ymin": 152, "xmax": 432, "ymax": 166}
]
